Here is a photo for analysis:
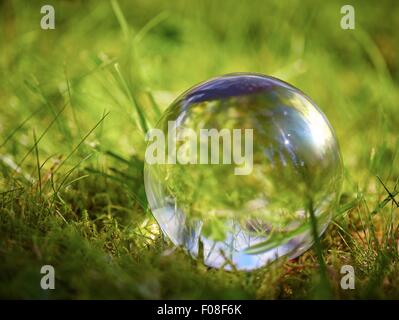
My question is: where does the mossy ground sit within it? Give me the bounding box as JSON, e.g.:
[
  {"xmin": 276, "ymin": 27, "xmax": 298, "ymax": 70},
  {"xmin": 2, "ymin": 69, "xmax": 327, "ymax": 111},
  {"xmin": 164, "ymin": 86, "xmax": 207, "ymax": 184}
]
[{"xmin": 0, "ymin": 0, "xmax": 398, "ymax": 299}]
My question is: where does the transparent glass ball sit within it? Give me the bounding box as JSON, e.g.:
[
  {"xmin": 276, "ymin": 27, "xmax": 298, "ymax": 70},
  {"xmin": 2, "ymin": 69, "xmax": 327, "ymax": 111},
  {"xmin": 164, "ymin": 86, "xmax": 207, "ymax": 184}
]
[{"xmin": 144, "ymin": 73, "xmax": 343, "ymax": 270}]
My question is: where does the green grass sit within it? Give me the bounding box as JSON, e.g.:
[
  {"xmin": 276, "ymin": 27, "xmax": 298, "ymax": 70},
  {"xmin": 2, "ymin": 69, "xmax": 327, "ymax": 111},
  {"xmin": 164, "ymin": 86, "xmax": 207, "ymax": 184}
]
[{"xmin": 0, "ymin": 0, "xmax": 399, "ymax": 299}]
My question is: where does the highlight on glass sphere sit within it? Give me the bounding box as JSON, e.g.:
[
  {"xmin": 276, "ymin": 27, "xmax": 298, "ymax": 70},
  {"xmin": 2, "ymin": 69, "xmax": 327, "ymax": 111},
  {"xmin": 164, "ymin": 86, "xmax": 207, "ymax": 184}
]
[{"xmin": 144, "ymin": 73, "xmax": 343, "ymax": 271}]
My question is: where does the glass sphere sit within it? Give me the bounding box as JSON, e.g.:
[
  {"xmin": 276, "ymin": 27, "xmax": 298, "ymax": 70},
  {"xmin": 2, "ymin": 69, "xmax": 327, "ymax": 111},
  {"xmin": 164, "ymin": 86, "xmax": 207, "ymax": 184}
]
[{"xmin": 144, "ymin": 73, "xmax": 343, "ymax": 270}]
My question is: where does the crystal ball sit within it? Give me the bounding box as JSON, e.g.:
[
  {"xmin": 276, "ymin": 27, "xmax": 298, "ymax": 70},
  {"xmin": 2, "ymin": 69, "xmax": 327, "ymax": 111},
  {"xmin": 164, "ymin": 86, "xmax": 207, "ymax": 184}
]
[{"xmin": 144, "ymin": 73, "xmax": 343, "ymax": 270}]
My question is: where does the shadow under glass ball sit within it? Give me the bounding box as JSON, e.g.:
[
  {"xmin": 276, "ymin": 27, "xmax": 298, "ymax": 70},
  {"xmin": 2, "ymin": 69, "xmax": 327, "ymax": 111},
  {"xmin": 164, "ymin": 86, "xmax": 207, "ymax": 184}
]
[{"xmin": 144, "ymin": 73, "xmax": 343, "ymax": 271}]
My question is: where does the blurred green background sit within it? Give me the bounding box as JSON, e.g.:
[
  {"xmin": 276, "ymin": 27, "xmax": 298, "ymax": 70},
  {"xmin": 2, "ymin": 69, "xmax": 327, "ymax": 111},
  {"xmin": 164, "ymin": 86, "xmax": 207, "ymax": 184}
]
[{"xmin": 0, "ymin": 0, "xmax": 399, "ymax": 299}]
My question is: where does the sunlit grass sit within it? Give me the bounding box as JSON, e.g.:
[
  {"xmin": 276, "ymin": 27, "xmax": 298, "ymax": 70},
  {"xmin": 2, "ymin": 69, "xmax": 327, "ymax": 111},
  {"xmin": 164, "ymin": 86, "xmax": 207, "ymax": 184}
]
[{"xmin": 0, "ymin": 0, "xmax": 398, "ymax": 299}]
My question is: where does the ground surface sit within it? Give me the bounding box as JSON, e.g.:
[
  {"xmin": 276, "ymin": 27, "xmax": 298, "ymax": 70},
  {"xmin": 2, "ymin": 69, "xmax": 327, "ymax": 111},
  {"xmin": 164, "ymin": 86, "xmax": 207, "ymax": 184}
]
[{"xmin": 0, "ymin": 0, "xmax": 399, "ymax": 299}]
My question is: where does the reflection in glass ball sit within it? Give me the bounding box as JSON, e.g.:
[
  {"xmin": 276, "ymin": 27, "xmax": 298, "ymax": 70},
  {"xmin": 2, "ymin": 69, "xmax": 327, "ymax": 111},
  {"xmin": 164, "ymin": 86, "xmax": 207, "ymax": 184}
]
[{"xmin": 144, "ymin": 73, "xmax": 343, "ymax": 270}]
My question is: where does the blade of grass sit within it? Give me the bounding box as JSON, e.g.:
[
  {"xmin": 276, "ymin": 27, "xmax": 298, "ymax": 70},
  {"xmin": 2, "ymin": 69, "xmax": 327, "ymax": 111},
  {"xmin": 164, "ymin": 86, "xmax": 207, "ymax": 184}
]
[
  {"xmin": 113, "ymin": 63, "xmax": 149, "ymax": 134},
  {"xmin": 32, "ymin": 129, "xmax": 42, "ymax": 197},
  {"xmin": 52, "ymin": 111, "xmax": 109, "ymax": 176},
  {"xmin": 17, "ymin": 103, "xmax": 68, "ymax": 168}
]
